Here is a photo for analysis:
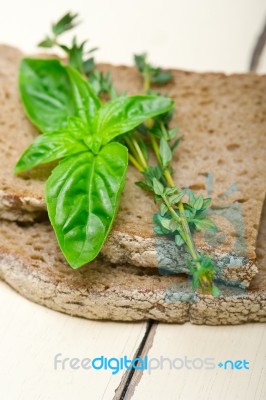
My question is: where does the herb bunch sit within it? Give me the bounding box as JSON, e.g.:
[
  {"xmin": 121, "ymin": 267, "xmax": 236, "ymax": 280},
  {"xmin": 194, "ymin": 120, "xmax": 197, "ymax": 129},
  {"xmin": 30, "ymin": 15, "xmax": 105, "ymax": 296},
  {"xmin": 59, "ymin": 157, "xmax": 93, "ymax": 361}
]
[{"xmin": 16, "ymin": 11, "xmax": 219, "ymax": 295}]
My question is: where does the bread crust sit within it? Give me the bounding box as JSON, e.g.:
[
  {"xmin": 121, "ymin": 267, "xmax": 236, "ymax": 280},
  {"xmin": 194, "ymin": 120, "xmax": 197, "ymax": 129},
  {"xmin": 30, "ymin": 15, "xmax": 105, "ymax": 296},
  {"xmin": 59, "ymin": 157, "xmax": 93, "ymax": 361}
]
[{"xmin": 0, "ymin": 213, "xmax": 265, "ymax": 324}]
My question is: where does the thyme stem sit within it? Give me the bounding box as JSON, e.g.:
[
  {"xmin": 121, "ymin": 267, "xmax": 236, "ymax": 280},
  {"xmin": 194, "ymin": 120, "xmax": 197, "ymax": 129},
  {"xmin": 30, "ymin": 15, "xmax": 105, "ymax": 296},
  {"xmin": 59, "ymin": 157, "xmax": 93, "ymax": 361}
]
[
  {"xmin": 132, "ymin": 138, "xmax": 148, "ymax": 170},
  {"xmin": 128, "ymin": 153, "xmax": 144, "ymax": 172},
  {"xmin": 125, "ymin": 138, "xmax": 142, "ymax": 165},
  {"xmin": 159, "ymin": 120, "xmax": 169, "ymax": 141},
  {"xmin": 143, "ymin": 67, "xmax": 151, "ymax": 93},
  {"xmin": 150, "ymin": 135, "xmax": 160, "ymax": 162},
  {"xmin": 156, "ymin": 147, "xmax": 200, "ymax": 263}
]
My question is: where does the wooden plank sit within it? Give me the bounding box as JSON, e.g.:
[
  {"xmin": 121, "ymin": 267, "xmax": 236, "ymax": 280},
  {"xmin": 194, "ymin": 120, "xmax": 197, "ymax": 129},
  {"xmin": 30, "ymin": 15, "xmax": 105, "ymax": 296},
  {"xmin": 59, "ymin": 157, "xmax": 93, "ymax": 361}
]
[
  {"xmin": 128, "ymin": 323, "xmax": 266, "ymax": 400},
  {"xmin": 0, "ymin": 282, "xmax": 147, "ymax": 400}
]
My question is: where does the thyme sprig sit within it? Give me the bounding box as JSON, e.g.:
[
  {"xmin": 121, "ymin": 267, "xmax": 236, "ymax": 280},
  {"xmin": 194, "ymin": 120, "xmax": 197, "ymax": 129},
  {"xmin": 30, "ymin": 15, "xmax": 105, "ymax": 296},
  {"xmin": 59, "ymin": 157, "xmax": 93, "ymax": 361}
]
[
  {"xmin": 124, "ymin": 56, "xmax": 220, "ymax": 296},
  {"xmin": 38, "ymin": 12, "xmax": 80, "ymax": 48},
  {"xmin": 38, "ymin": 12, "xmax": 115, "ymax": 98},
  {"xmin": 135, "ymin": 53, "xmax": 173, "ymax": 91}
]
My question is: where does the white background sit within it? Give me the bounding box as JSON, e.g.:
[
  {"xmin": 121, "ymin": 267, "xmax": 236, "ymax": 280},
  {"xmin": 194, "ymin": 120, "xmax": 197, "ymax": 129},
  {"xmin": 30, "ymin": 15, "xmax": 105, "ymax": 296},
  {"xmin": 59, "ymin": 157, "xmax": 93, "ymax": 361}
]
[{"xmin": 0, "ymin": 0, "xmax": 265, "ymax": 72}]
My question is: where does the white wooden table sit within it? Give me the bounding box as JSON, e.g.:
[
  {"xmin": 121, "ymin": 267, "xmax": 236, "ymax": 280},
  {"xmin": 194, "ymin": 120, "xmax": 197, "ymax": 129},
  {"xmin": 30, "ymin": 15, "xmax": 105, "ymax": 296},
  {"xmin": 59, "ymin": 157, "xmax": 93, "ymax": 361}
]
[
  {"xmin": 0, "ymin": 1, "xmax": 266, "ymax": 399},
  {"xmin": 1, "ymin": 282, "xmax": 266, "ymax": 400}
]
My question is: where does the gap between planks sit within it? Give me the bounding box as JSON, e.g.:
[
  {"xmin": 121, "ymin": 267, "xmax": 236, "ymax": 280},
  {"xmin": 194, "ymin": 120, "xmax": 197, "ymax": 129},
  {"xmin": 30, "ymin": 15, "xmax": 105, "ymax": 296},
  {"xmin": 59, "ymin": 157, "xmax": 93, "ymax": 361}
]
[{"xmin": 113, "ymin": 320, "xmax": 158, "ymax": 400}]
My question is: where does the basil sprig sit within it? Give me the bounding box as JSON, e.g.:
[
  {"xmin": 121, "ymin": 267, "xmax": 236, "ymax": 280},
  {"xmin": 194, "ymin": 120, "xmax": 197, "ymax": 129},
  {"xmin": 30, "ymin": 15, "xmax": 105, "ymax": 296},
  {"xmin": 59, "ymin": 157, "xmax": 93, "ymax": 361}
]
[{"xmin": 15, "ymin": 58, "xmax": 173, "ymax": 268}]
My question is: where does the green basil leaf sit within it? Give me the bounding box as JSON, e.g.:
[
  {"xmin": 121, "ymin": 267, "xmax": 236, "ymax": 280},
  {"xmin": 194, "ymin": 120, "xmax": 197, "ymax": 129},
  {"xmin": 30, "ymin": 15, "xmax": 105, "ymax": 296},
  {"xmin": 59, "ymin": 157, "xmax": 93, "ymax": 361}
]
[
  {"xmin": 15, "ymin": 130, "xmax": 88, "ymax": 174},
  {"xmin": 65, "ymin": 65, "xmax": 101, "ymax": 131},
  {"xmin": 93, "ymin": 95, "xmax": 174, "ymax": 146},
  {"xmin": 46, "ymin": 142, "xmax": 128, "ymax": 268},
  {"xmin": 64, "ymin": 116, "xmax": 89, "ymax": 140},
  {"xmin": 19, "ymin": 59, "xmax": 101, "ymax": 134},
  {"xmin": 19, "ymin": 59, "xmax": 76, "ymax": 132}
]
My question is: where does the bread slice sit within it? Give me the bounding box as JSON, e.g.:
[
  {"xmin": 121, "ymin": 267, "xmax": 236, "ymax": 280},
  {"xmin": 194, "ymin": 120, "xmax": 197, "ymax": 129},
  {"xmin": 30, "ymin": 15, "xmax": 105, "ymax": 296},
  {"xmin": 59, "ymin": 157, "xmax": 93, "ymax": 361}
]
[
  {"xmin": 0, "ymin": 45, "xmax": 266, "ymax": 287},
  {"xmin": 0, "ymin": 199, "xmax": 265, "ymax": 324}
]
